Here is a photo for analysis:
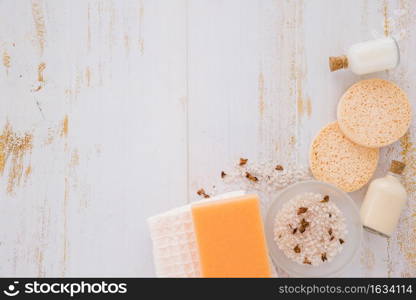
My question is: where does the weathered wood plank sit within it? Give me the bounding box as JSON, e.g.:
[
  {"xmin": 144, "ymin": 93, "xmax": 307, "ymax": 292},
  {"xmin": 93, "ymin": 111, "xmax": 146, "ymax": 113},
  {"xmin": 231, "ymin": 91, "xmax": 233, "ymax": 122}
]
[
  {"xmin": 0, "ymin": 0, "xmax": 188, "ymax": 277},
  {"xmin": 0, "ymin": 0, "xmax": 414, "ymax": 277}
]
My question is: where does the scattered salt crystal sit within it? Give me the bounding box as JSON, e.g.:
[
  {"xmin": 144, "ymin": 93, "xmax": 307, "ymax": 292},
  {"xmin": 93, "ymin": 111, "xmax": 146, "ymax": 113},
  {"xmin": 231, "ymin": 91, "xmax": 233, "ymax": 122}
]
[{"xmin": 221, "ymin": 160, "xmax": 312, "ymax": 193}]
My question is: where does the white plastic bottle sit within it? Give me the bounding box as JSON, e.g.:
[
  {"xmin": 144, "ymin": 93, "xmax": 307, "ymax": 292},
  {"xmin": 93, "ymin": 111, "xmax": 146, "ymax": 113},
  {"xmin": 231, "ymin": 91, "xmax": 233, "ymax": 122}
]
[
  {"xmin": 360, "ymin": 160, "xmax": 407, "ymax": 237},
  {"xmin": 329, "ymin": 37, "xmax": 400, "ymax": 75}
]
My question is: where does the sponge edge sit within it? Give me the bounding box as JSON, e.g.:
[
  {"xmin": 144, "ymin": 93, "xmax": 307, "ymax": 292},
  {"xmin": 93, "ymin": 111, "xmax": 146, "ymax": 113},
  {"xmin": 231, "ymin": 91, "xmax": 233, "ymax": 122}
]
[
  {"xmin": 337, "ymin": 78, "xmax": 411, "ymax": 148},
  {"xmin": 310, "ymin": 122, "xmax": 379, "ymax": 192}
]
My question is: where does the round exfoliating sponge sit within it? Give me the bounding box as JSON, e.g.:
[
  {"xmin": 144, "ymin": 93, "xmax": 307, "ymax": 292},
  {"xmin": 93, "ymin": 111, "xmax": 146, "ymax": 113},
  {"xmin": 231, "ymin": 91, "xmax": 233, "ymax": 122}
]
[
  {"xmin": 310, "ymin": 122, "xmax": 379, "ymax": 192},
  {"xmin": 337, "ymin": 78, "xmax": 411, "ymax": 148}
]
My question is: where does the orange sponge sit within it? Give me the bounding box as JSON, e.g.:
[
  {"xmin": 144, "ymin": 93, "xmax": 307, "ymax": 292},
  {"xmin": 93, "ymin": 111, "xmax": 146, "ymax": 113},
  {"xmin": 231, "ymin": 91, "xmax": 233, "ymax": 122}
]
[{"xmin": 191, "ymin": 194, "xmax": 272, "ymax": 278}]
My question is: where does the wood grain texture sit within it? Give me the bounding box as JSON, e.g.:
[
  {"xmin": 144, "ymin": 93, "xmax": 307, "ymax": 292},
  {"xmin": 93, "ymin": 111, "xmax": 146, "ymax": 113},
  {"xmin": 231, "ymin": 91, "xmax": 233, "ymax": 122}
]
[{"xmin": 0, "ymin": 0, "xmax": 414, "ymax": 277}]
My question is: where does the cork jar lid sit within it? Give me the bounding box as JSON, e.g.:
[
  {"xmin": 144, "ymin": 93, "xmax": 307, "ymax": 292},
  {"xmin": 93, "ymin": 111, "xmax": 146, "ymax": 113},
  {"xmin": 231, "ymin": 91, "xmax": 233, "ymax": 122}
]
[
  {"xmin": 390, "ymin": 160, "xmax": 406, "ymax": 175},
  {"xmin": 337, "ymin": 78, "xmax": 411, "ymax": 148}
]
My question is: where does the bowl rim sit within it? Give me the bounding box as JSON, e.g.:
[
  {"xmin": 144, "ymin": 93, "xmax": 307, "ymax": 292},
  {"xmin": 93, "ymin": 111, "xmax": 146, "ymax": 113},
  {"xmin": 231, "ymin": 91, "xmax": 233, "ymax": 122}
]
[{"xmin": 265, "ymin": 180, "xmax": 363, "ymax": 277}]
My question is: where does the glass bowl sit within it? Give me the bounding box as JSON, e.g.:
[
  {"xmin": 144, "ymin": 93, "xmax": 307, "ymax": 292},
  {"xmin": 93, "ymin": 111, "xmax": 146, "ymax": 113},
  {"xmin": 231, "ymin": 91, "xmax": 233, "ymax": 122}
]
[{"xmin": 265, "ymin": 180, "xmax": 362, "ymax": 277}]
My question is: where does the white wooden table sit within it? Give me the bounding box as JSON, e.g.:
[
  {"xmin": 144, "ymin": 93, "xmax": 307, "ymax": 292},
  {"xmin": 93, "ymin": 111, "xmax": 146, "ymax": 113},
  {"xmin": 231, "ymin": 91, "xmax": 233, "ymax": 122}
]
[{"xmin": 0, "ymin": 0, "xmax": 415, "ymax": 277}]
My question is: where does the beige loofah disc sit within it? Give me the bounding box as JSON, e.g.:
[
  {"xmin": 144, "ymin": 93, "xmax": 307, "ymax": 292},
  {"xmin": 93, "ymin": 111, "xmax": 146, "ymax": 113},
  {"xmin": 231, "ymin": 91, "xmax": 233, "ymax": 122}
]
[
  {"xmin": 337, "ymin": 78, "xmax": 411, "ymax": 148},
  {"xmin": 310, "ymin": 122, "xmax": 379, "ymax": 192}
]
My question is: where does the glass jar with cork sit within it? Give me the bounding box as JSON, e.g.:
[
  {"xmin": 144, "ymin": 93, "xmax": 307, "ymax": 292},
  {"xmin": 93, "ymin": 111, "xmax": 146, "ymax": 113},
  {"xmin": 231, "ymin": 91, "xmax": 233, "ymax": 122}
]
[
  {"xmin": 360, "ymin": 160, "xmax": 407, "ymax": 238},
  {"xmin": 329, "ymin": 37, "xmax": 400, "ymax": 75}
]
